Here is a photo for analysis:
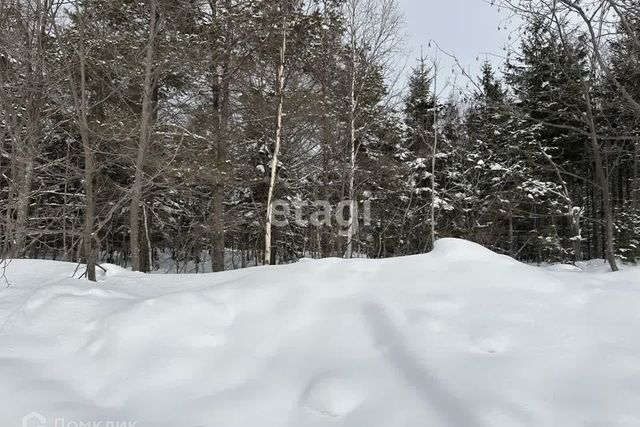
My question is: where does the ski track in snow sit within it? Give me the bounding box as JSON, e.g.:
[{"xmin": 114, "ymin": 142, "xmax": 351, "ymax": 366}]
[{"xmin": 0, "ymin": 238, "xmax": 639, "ymax": 427}]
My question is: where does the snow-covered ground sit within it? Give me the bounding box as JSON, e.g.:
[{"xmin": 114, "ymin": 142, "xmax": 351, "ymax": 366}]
[{"xmin": 1, "ymin": 239, "xmax": 639, "ymax": 427}]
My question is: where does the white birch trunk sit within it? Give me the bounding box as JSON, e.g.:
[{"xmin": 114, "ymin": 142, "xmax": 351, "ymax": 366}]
[
  {"xmin": 430, "ymin": 62, "xmax": 438, "ymax": 251},
  {"xmin": 345, "ymin": 42, "xmax": 358, "ymax": 259},
  {"xmin": 264, "ymin": 14, "xmax": 287, "ymax": 266}
]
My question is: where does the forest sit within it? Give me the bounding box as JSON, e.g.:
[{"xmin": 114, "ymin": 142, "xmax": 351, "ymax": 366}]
[{"xmin": 1, "ymin": 0, "xmax": 639, "ymax": 281}]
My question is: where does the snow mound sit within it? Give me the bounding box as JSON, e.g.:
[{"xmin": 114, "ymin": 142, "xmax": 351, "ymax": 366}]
[
  {"xmin": 431, "ymin": 238, "xmax": 519, "ymax": 263},
  {"xmin": 1, "ymin": 242, "xmax": 639, "ymax": 427}
]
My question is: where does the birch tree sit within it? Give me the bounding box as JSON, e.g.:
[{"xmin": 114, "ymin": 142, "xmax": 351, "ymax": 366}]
[
  {"xmin": 264, "ymin": 2, "xmax": 289, "ymax": 266},
  {"xmin": 343, "ymin": 0, "xmax": 403, "ymax": 258}
]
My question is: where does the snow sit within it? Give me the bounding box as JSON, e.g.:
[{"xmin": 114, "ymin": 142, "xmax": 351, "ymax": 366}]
[{"xmin": 1, "ymin": 239, "xmax": 639, "ymax": 427}]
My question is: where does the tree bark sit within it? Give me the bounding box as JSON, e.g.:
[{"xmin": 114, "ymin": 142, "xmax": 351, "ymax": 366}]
[
  {"xmin": 61, "ymin": 1, "xmax": 98, "ymax": 281},
  {"xmin": 634, "ymin": 140, "xmax": 639, "ymax": 210},
  {"xmin": 13, "ymin": 159, "xmax": 33, "ymax": 258},
  {"xmin": 264, "ymin": 12, "xmax": 287, "ymax": 266},
  {"xmin": 130, "ymin": 0, "xmax": 158, "ymax": 272},
  {"xmin": 570, "ymin": 207, "xmax": 583, "ymax": 263},
  {"xmin": 345, "ymin": 44, "xmax": 357, "ymax": 259},
  {"xmin": 209, "ymin": 0, "xmax": 231, "ymax": 272},
  {"xmin": 582, "ymin": 80, "xmax": 618, "ymax": 272},
  {"xmin": 78, "ymin": 12, "xmax": 97, "ymax": 282},
  {"xmin": 430, "ymin": 62, "xmax": 438, "ymax": 251}
]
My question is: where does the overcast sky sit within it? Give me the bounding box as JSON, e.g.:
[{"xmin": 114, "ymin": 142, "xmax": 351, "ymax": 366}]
[{"xmin": 397, "ymin": 0, "xmax": 516, "ymax": 93}]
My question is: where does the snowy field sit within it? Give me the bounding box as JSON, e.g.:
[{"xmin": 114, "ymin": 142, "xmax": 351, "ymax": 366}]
[{"xmin": 1, "ymin": 239, "xmax": 639, "ymax": 427}]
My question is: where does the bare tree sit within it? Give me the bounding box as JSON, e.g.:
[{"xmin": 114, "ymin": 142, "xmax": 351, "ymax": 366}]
[
  {"xmin": 581, "ymin": 78, "xmax": 618, "ymax": 271},
  {"xmin": 0, "ymin": 0, "xmax": 56, "ymax": 257},
  {"xmin": 66, "ymin": 1, "xmax": 98, "ymax": 281},
  {"xmin": 559, "ymin": 0, "xmax": 640, "ymax": 118},
  {"xmin": 500, "ymin": 0, "xmax": 640, "ymax": 119},
  {"xmin": 430, "ymin": 58, "xmax": 439, "ymax": 251},
  {"xmin": 549, "ymin": 0, "xmax": 619, "ymax": 270},
  {"xmin": 634, "ymin": 140, "xmax": 640, "ymax": 210},
  {"xmin": 130, "ymin": 0, "xmax": 160, "ymax": 272},
  {"xmin": 208, "ymin": 0, "xmax": 232, "ymax": 272},
  {"xmin": 343, "ymin": 0, "xmax": 403, "ymax": 258},
  {"xmin": 498, "ymin": 0, "xmax": 624, "ymax": 269},
  {"xmin": 265, "ymin": 3, "xmax": 289, "ymax": 266}
]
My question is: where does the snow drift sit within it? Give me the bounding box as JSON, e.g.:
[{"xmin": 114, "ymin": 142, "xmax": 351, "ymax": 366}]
[{"xmin": 1, "ymin": 239, "xmax": 639, "ymax": 427}]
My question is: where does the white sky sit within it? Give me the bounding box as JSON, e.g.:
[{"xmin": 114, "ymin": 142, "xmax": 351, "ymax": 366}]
[{"xmin": 397, "ymin": 0, "xmax": 518, "ymax": 95}]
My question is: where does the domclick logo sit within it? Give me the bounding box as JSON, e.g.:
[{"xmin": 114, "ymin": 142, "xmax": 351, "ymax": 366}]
[
  {"xmin": 22, "ymin": 412, "xmax": 46, "ymax": 427},
  {"xmin": 20, "ymin": 413, "xmax": 137, "ymax": 427}
]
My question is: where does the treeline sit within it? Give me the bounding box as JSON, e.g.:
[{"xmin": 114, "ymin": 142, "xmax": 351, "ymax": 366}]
[{"xmin": 0, "ymin": 0, "xmax": 638, "ymax": 280}]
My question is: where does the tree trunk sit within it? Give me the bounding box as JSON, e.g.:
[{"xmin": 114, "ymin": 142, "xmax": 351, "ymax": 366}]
[
  {"xmin": 320, "ymin": 86, "xmax": 333, "ymax": 258},
  {"xmin": 210, "ymin": 0, "xmax": 231, "ymax": 272},
  {"xmin": 265, "ymin": 13, "xmax": 287, "ymax": 266},
  {"xmin": 13, "ymin": 159, "xmax": 33, "ymax": 258},
  {"xmin": 430, "ymin": 63, "xmax": 438, "ymax": 251},
  {"xmin": 12, "ymin": 0, "xmax": 48, "ymax": 259},
  {"xmin": 345, "ymin": 35, "xmax": 358, "ymax": 259},
  {"xmin": 582, "ymin": 80, "xmax": 618, "ymax": 272},
  {"xmin": 83, "ymin": 160, "xmax": 97, "ymax": 282},
  {"xmin": 79, "ymin": 53, "xmax": 97, "ymax": 282},
  {"xmin": 130, "ymin": 0, "xmax": 158, "ymax": 272},
  {"xmin": 508, "ymin": 210, "xmax": 515, "ymax": 257},
  {"xmin": 633, "ymin": 140, "xmax": 639, "ymax": 210},
  {"xmin": 570, "ymin": 207, "xmax": 583, "ymax": 263}
]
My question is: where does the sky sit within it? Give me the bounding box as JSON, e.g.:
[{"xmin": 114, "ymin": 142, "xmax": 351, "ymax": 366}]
[{"xmin": 398, "ymin": 0, "xmax": 518, "ymax": 95}]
